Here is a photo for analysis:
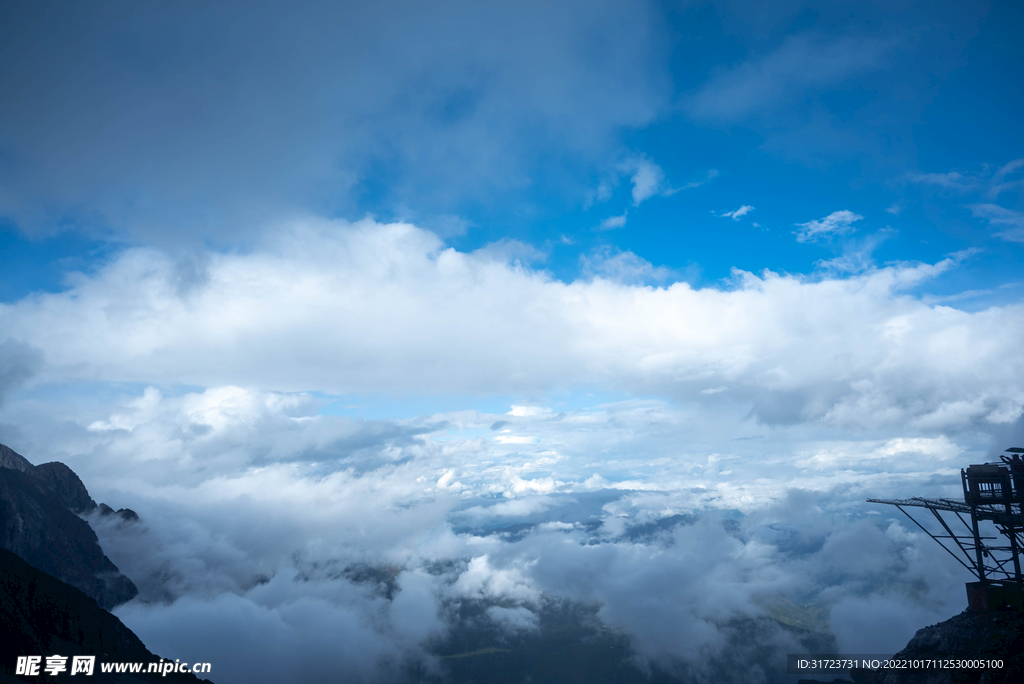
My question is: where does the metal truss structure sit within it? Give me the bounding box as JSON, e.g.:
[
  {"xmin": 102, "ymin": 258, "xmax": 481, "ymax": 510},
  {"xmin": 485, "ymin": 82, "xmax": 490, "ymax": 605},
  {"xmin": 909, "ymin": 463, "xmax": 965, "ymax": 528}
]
[{"xmin": 868, "ymin": 449, "xmax": 1024, "ymax": 587}]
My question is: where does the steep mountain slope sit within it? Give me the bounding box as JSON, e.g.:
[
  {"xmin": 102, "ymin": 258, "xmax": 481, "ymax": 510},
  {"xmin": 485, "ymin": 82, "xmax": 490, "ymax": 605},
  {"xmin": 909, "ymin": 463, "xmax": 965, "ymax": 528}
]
[{"xmin": 0, "ymin": 444, "xmax": 137, "ymax": 609}]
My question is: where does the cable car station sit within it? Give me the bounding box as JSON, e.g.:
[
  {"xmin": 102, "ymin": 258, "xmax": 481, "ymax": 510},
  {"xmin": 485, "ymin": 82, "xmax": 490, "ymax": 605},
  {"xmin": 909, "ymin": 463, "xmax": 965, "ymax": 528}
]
[{"xmin": 869, "ymin": 447, "xmax": 1024, "ymax": 611}]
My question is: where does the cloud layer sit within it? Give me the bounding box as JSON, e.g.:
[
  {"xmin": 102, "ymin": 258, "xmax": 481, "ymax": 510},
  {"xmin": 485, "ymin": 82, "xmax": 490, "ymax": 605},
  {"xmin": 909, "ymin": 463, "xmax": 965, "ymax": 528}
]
[
  {"xmin": 3, "ymin": 382, "xmax": 974, "ymax": 683},
  {"xmin": 3, "ymin": 218, "xmax": 1022, "ymax": 432}
]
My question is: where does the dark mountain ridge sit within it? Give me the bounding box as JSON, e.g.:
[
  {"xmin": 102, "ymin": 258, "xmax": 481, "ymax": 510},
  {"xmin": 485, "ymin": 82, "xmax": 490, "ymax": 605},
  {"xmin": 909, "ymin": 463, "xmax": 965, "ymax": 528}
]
[
  {"xmin": 1, "ymin": 442, "xmax": 216, "ymax": 682},
  {"xmin": 0, "ymin": 444, "xmax": 137, "ymax": 609}
]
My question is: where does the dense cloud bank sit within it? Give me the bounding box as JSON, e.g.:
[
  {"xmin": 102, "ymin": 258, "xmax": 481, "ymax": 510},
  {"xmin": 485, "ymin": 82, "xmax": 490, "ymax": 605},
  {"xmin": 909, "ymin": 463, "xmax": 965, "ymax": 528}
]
[{"xmin": 2, "ymin": 219, "xmax": 1022, "ymax": 433}]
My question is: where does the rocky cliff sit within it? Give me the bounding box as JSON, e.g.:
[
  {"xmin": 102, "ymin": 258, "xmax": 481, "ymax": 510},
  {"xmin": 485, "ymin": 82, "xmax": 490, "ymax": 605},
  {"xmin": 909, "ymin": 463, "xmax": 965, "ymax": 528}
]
[{"xmin": 0, "ymin": 443, "xmax": 138, "ymax": 609}]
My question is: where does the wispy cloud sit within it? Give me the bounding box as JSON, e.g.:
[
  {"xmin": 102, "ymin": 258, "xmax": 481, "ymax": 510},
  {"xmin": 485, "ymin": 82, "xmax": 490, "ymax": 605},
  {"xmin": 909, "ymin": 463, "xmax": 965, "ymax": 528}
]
[
  {"xmin": 991, "ymin": 158, "xmax": 1024, "ymax": 197},
  {"xmin": 906, "ymin": 158, "xmax": 1024, "ymax": 198},
  {"xmin": 885, "ymin": 204, "xmax": 903, "ymax": 215},
  {"xmin": 687, "ymin": 34, "xmax": 895, "ymax": 120},
  {"xmin": 813, "ymin": 229, "xmax": 897, "ymax": 274},
  {"xmin": 970, "ymin": 204, "xmax": 1024, "ymax": 243},
  {"xmin": 794, "ymin": 210, "xmax": 863, "ymax": 243},
  {"xmin": 679, "ymin": 169, "xmax": 719, "ymax": 190},
  {"xmin": 720, "ymin": 205, "xmax": 755, "ymax": 220},
  {"xmin": 907, "ymin": 161, "xmax": 1024, "ymax": 243},
  {"xmin": 906, "ymin": 171, "xmax": 973, "ymax": 192}
]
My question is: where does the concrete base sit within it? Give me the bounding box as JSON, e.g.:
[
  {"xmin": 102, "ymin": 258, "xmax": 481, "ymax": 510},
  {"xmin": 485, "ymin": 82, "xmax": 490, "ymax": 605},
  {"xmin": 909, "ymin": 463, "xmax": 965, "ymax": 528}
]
[{"xmin": 966, "ymin": 582, "xmax": 1024, "ymax": 611}]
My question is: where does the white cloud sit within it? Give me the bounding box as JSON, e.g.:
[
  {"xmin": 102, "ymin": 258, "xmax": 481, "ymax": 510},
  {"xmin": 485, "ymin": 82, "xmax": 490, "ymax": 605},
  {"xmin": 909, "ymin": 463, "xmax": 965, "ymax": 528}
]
[
  {"xmin": 885, "ymin": 204, "xmax": 902, "ymax": 215},
  {"xmin": 452, "ymin": 556, "xmax": 540, "ymax": 603},
  {"xmin": 596, "ymin": 211, "xmax": 628, "ymax": 231},
  {"xmin": 579, "ymin": 247, "xmax": 673, "ymax": 284},
  {"xmin": 628, "ymin": 158, "xmax": 665, "ymax": 205},
  {"xmin": 486, "ymin": 605, "xmax": 540, "ymax": 632},
  {"xmin": 2, "ymin": 217, "xmax": 1022, "ymax": 432},
  {"xmin": 508, "ymin": 406, "xmax": 549, "ymax": 417},
  {"xmin": 471, "ymin": 238, "xmax": 546, "ymax": 263},
  {"xmin": 494, "ymin": 435, "xmax": 536, "ymax": 444},
  {"xmin": 720, "ymin": 205, "xmax": 754, "ymax": 220},
  {"xmin": 615, "ymin": 157, "xmax": 669, "ymax": 206},
  {"xmin": 794, "ymin": 209, "xmax": 863, "ymax": 242},
  {"xmin": 596, "ymin": 159, "xmax": 710, "ymax": 210}
]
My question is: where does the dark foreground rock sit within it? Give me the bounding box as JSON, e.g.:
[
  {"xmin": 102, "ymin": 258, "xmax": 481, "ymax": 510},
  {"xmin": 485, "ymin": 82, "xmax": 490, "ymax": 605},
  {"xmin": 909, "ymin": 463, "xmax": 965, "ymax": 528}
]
[
  {"xmin": 0, "ymin": 548, "xmax": 212, "ymax": 684},
  {"xmin": 877, "ymin": 608, "xmax": 1024, "ymax": 684},
  {"xmin": 0, "ymin": 444, "xmax": 137, "ymax": 609},
  {"xmin": 800, "ymin": 608, "xmax": 1024, "ymax": 684}
]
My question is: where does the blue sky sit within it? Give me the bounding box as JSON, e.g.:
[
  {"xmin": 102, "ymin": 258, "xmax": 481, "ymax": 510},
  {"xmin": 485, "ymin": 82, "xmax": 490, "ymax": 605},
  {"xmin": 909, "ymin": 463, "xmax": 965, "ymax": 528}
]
[
  {"xmin": 1, "ymin": 0, "xmax": 1022, "ymax": 303},
  {"xmin": 2, "ymin": 2, "xmax": 1024, "ymax": 681}
]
